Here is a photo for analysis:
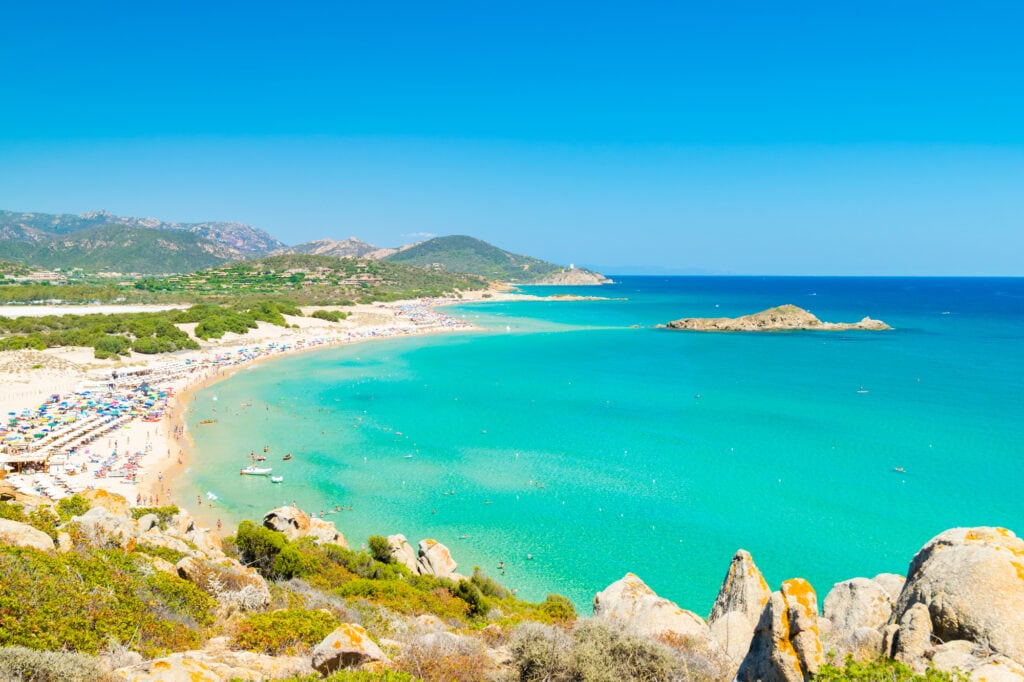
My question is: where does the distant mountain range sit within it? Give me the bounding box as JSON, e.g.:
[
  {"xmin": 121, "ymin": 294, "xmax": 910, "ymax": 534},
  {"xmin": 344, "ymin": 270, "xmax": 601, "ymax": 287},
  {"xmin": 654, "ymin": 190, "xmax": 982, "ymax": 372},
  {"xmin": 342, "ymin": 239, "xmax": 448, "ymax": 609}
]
[{"xmin": 0, "ymin": 208, "xmax": 607, "ymax": 283}]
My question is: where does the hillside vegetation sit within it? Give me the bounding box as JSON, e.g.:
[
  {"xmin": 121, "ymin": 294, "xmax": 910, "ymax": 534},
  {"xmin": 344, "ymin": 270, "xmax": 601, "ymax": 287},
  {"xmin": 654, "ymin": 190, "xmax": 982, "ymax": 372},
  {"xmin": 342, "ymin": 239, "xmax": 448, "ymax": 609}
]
[
  {"xmin": 0, "ymin": 225, "xmax": 237, "ymax": 274},
  {"xmin": 384, "ymin": 236, "xmax": 569, "ymax": 283}
]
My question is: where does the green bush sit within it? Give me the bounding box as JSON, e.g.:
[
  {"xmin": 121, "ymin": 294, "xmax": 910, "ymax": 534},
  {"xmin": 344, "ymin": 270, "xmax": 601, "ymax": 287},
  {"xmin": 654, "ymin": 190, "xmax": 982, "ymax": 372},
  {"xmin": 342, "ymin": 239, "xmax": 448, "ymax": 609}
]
[
  {"xmin": 275, "ymin": 671, "xmax": 415, "ymax": 682},
  {"xmin": 130, "ymin": 505, "xmax": 180, "ymax": 529},
  {"xmin": 134, "ymin": 543, "xmax": 188, "ymax": 565},
  {"xmin": 55, "ymin": 494, "xmax": 90, "ymax": 522},
  {"xmin": 0, "ymin": 547, "xmax": 214, "ymax": 657},
  {"xmin": 233, "ymin": 608, "xmax": 338, "ymax": 655},
  {"xmin": 231, "ymin": 520, "xmax": 287, "ymax": 577},
  {"xmin": 814, "ymin": 655, "xmax": 967, "ymax": 681},
  {"xmin": 367, "ymin": 535, "xmax": 392, "ymax": 564},
  {"xmin": 273, "ymin": 544, "xmax": 311, "ymax": 580},
  {"xmin": 311, "ymin": 309, "xmax": 348, "ymax": 322}
]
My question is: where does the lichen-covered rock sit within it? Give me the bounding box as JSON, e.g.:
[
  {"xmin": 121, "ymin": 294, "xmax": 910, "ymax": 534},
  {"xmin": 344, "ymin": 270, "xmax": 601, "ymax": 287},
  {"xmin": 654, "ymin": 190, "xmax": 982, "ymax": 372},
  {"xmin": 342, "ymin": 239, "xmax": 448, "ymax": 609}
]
[
  {"xmin": 388, "ymin": 534, "xmax": 418, "ymax": 573},
  {"xmin": 736, "ymin": 578, "xmax": 822, "ymax": 682},
  {"xmin": 73, "ymin": 506, "xmax": 138, "ymax": 549},
  {"xmin": 891, "ymin": 527, "xmax": 1024, "ymax": 665},
  {"xmin": 824, "ymin": 577, "xmax": 893, "ymax": 635},
  {"xmin": 311, "ymin": 623, "xmax": 388, "ymax": 675},
  {"xmin": 593, "ymin": 573, "xmax": 711, "ymax": 643},
  {"xmin": 261, "ymin": 506, "xmax": 345, "ymax": 546},
  {"xmin": 112, "ymin": 648, "xmax": 311, "ymax": 681},
  {"xmin": 930, "ymin": 640, "xmax": 1024, "ymax": 682},
  {"xmin": 872, "ymin": 573, "xmax": 906, "ymax": 602},
  {"xmin": 708, "ymin": 549, "xmax": 772, "ymax": 661},
  {"xmin": 82, "ymin": 488, "xmax": 129, "ymax": 516},
  {"xmin": 416, "ymin": 539, "xmax": 457, "ymax": 578},
  {"xmin": 0, "ymin": 517, "xmax": 55, "ymax": 551},
  {"xmin": 136, "ymin": 513, "xmax": 160, "ymax": 533},
  {"xmin": 308, "ymin": 517, "xmax": 346, "ymax": 546},
  {"xmin": 892, "ymin": 602, "xmax": 932, "ymax": 669},
  {"xmin": 262, "ymin": 506, "xmax": 311, "ymax": 540},
  {"xmin": 710, "ymin": 611, "xmax": 756, "ymax": 664}
]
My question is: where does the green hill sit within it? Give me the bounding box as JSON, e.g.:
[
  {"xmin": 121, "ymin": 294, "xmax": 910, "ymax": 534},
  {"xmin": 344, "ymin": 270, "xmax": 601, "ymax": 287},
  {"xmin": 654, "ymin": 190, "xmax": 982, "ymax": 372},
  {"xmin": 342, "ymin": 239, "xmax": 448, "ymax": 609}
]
[
  {"xmin": 0, "ymin": 225, "xmax": 238, "ymax": 274},
  {"xmin": 384, "ymin": 235, "xmax": 570, "ymax": 282},
  {"xmin": 135, "ymin": 253, "xmax": 488, "ymax": 304}
]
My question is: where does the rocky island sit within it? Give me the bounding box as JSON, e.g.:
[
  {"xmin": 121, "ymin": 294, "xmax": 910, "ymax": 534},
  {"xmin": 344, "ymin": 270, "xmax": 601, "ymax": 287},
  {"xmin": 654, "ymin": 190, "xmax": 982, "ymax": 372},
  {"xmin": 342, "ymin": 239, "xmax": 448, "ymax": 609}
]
[{"xmin": 665, "ymin": 304, "xmax": 891, "ymax": 332}]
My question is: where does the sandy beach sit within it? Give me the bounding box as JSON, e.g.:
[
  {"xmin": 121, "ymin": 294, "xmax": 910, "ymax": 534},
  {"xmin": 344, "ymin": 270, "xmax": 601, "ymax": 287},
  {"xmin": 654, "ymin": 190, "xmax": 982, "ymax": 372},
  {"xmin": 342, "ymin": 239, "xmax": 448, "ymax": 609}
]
[{"xmin": 0, "ymin": 295, "xmax": 503, "ymax": 517}]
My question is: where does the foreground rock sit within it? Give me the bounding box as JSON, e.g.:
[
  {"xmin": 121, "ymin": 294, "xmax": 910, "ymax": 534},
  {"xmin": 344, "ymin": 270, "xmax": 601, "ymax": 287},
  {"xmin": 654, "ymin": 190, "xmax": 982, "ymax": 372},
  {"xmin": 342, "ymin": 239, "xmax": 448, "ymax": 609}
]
[
  {"xmin": 708, "ymin": 549, "xmax": 772, "ymax": 662},
  {"xmin": 736, "ymin": 578, "xmax": 822, "ymax": 682},
  {"xmin": 312, "ymin": 624, "xmax": 388, "ymax": 675},
  {"xmin": 889, "ymin": 526, "xmax": 1024, "ymax": 666},
  {"xmin": 113, "ymin": 645, "xmax": 311, "ymax": 681},
  {"xmin": 665, "ymin": 304, "xmax": 891, "ymax": 332},
  {"xmin": 823, "ymin": 576, "xmax": 894, "ymax": 661},
  {"xmin": 0, "ymin": 517, "xmax": 55, "ymax": 551},
  {"xmin": 593, "ymin": 573, "xmax": 712, "ymax": 644}
]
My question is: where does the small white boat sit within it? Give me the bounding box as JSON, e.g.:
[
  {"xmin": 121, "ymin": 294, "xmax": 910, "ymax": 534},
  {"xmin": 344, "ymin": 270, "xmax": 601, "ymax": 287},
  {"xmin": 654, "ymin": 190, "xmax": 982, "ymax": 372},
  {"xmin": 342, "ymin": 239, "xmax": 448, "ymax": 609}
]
[
  {"xmin": 270, "ymin": 475, "xmax": 283, "ymax": 483},
  {"xmin": 241, "ymin": 465, "xmax": 272, "ymax": 476}
]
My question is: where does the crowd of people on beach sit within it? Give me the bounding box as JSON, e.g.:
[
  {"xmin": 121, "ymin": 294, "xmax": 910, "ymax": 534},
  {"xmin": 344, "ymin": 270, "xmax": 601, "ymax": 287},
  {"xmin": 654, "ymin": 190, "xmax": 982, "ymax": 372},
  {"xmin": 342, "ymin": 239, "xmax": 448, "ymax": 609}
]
[{"xmin": 0, "ymin": 300, "xmax": 474, "ymax": 507}]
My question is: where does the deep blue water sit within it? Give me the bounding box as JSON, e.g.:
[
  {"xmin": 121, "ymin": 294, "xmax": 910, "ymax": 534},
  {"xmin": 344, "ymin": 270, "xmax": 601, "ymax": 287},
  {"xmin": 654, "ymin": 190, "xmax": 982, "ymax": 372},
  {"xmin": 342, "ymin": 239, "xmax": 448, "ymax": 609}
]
[{"xmin": 180, "ymin": 277, "xmax": 1024, "ymax": 614}]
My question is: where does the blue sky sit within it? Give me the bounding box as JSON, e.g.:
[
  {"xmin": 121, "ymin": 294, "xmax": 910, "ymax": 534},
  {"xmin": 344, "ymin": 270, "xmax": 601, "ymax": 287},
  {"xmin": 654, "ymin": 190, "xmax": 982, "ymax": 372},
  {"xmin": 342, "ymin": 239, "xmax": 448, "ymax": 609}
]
[{"xmin": 2, "ymin": 1, "xmax": 1022, "ymax": 274}]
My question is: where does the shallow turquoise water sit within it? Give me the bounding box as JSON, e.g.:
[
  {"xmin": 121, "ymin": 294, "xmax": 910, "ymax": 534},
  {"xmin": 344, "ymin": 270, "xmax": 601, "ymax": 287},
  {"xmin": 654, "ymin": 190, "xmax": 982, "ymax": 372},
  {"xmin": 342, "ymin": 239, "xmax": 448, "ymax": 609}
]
[{"xmin": 179, "ymin": 277, "xmax": 1024, "ymax": 615}]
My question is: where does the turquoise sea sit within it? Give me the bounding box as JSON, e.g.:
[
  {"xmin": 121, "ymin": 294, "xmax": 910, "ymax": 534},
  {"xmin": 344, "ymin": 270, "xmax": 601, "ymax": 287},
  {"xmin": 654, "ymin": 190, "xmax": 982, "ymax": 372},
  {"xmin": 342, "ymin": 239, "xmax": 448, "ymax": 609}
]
[{"xmin": 178, "ymin": 277, "xmax": 1024, "ymax": 615}]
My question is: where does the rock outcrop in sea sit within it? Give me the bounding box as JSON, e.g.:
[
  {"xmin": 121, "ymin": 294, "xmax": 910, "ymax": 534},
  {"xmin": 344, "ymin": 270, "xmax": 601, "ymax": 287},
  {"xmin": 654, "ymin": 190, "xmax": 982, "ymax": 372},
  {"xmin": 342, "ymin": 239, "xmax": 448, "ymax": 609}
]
[{"xmin": 665, "ymin": 304, "xmax": 891, "ymax": 332}]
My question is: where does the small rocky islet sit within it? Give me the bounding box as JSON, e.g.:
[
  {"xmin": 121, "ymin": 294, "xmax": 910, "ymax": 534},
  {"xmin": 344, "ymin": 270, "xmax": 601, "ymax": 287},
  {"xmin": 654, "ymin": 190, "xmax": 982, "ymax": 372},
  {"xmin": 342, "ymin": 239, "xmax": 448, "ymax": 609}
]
[
  {"xmin": 664, "ymin": 304, "xmax": 891, "ymax": 332},
  {"xmin": 0, "ymin": 485, "xmax": 1021, "ymax": 681}
]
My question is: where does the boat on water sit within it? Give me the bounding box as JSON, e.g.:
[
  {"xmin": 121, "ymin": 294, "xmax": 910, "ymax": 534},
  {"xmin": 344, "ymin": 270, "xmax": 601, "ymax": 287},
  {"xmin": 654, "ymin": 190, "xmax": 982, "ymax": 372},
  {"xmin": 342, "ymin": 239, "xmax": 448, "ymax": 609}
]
[
  {"xmin": 282, "ymin": 453, "xmax": 293, "ymax": 461},
  {"xmin": 270, "ymin": 475, "xmax": 283, "ymax": 483},
  {"xmin": 199, "ymin": 419, "xmax": 217, "ymax": 425},
  {"xmin": 856, "ymin": 387, "xmax": 870, "ymax": 394},
  {"xmin": 893, "ymin": 467, "xmax": 906, "ymax": 473},
  {"xmin": 255, "ymin": 455, "xmax": 266, "ymax": 462},
  {"xmin": 240, "ymin": 466, "xmax": 273, "ymax": 476}
]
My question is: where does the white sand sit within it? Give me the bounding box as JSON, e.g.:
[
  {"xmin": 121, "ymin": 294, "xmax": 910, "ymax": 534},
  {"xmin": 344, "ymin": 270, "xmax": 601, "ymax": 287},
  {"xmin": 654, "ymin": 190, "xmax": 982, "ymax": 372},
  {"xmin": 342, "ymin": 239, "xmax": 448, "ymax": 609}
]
[{"xmin": 0, "ymin": 295, "xmax": 493, "ymax": 508}]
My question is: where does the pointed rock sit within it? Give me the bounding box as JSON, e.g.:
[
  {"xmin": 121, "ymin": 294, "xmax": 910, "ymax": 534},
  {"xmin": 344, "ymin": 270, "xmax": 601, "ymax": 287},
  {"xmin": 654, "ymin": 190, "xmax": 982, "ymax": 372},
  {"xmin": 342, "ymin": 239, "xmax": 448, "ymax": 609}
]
[
  {"xmin": 387, "ymin": 534, "xmax": 419, "ymax": 573},
  {"xmin": 416, "ymin": 539, "xmax": 457, "ymax": 578},
  {"xmin": 312, "ymin": 623, "xmax": 388, "ymax": 675},
  {"xmin": 593, "ymin": 573, "xmax": 711, "ymax": 643},
  {"xmin": 709, "ymin": 549, "xmax": 772, "ymax": 627},
  {"xmin": 891, "ymin": 527, "xmax": 1024, "ymax": 665},
  {"xmin": 736, "ymin": 578, "xmax": 823, "ymax": 682},
  {"xmin": 708, "ymin": 549, "xmax": 771, "ymax": 662}
]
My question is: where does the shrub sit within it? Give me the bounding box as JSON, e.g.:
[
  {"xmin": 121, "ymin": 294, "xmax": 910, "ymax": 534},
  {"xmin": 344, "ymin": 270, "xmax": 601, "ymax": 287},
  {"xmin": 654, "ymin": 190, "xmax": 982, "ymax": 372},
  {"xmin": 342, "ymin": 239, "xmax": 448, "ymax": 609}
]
[
  {"xmin": 55, "ymin": 494, "xmax": 91, "ymax": 522},
  {"xmin": 135, "ymin": 543, "xmax": 188, "ymax": 565},
  {"xmin": 367, "ymin": 535, "xmax": 392, "ymax": 564},
  {"xmin": 0, "ymin": 547, "xmax": 212, "ymax": 657},
  {"xmin": 233, "ymin": 608, "xmax": 338, "ymax": 655},
  {"xmin": 232, "ymin": 519, "xmax": 287, "ymax": 576},
  {"xmin": 510, "ymin": 621, "xmax": 572, "ymax": 682},
  {"xmin": 130, "ymin": 505, "xmax": 180, "ymax": 529},
  {"xmin": 0, "ymin": 502, "xmax": 27, "ymax": 523},
  {"xmin": 274, "ymin": 544, "xmax": 312, "ymax": 580},
  {"xmin": 312, "ymin": 309, "xmax": 348, "ymax": 322},
  {"xmin": 395, "ymin": 633, "xmax": 490, "ymax": 682},
  {"xmin": 538, "ymin": 594, "xmax": 576, "ymax": 623},
  {"xmin": 813, "ymin": 655, "xmax": 967, "ymax": 681},
  {"xmin": 510, "ymin": 619, "xmax": 684, "ymax": 682},
  {"xmin": 0, "ymin": 646, "xmax": 110, "ymax": 682},
  {"xmin": 453, "ymin": 580, "xmax": 488, "ymax": 618}
]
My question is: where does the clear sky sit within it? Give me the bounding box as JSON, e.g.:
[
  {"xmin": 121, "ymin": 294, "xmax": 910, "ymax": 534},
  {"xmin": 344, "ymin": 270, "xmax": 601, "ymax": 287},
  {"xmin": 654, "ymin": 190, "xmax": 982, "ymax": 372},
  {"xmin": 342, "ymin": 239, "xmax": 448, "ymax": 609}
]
[{"xmin": 2, "ymin": 1, "xmax": 1022, "ymax": 275}]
